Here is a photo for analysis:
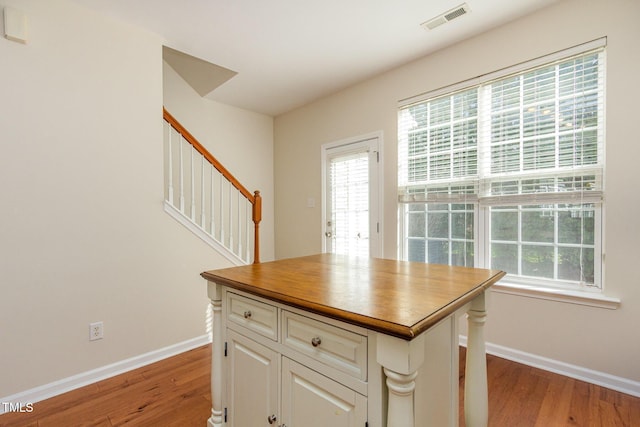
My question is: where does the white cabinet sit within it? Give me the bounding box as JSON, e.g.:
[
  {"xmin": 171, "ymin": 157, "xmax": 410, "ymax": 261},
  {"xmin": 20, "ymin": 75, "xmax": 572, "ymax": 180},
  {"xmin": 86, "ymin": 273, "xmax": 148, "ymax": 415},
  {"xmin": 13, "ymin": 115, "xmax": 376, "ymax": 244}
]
[
  {"xmin": 222, "ymin": 290, "xmax": 369, "ymax": 427},
  {"xmin": 282, "ymin": 357, "xmax": 367, "ymax": 427},
  {"xmin": 226, "ymin": 330, "xmax": 278, "ymax": 427}
]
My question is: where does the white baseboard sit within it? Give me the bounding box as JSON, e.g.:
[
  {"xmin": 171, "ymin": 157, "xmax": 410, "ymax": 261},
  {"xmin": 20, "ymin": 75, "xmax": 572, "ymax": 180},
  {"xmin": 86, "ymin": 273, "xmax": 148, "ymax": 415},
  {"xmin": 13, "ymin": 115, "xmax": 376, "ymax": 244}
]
[
  {"xmin": 459, "ymin": 335, "xmax": 640, "ymax": 398},
  {"xmin": 0, "ymin": 335, "xmax": 211, "ymax": 415}
]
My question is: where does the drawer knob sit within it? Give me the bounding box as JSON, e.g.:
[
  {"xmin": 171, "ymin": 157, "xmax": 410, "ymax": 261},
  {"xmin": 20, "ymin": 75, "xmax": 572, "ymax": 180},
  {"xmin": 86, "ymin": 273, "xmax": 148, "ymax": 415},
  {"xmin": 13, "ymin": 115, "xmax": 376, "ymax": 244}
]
[
  {"xmin": 311, "ymin": 336, "xmax": 322, "ymax": 347},
  {"xmin": 243, "ymin": 310, "xmax": 252, "ymax": 319},
  {"xmin": 267, "ymin": 414, "xmax": 277, "ymax": 424}
]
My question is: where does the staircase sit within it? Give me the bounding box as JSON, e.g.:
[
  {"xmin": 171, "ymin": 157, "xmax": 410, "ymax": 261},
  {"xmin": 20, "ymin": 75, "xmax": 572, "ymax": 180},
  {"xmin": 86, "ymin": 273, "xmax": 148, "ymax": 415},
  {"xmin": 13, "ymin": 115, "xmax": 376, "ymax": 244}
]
[{"xmin": 163, "ymin": 108, "xmax": 261, "ymax": 265}]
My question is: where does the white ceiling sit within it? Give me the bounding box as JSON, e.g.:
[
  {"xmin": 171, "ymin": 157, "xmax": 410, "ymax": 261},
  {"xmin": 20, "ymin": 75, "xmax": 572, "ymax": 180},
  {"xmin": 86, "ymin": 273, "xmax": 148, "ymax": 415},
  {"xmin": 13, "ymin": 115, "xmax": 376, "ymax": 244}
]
[{"xmin": 72, "ymin": 0, "xmax": 558, "ymax": 116}]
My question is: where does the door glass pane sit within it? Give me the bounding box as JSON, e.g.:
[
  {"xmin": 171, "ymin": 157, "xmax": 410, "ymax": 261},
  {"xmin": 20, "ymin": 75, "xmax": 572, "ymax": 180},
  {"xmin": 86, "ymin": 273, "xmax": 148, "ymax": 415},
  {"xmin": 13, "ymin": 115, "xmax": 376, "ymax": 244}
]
[{"xmin": 329, "ymin": 151, "xmax": 369, "ymax": 258}]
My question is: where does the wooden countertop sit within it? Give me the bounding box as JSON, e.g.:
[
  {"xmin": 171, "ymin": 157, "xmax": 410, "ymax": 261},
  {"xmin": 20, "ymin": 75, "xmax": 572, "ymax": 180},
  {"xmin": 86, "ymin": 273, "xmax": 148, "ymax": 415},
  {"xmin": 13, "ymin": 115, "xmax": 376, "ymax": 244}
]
[{"xmin": 201, "ymin": 254, "xmax": 505, "ymax": 340}]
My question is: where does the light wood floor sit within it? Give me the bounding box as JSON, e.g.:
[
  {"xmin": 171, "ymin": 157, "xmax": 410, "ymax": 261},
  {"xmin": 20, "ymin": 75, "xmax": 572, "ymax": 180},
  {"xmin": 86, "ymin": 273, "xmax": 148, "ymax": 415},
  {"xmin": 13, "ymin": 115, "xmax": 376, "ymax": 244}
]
[
  {"xmin": 1, "ymin": 345, "xmax": 639, "ymax": 426},
  {"xmin": 459, "ymin": 347, "xmax": 640, "ymax": 427},
  {"xmin": 0, "ymin": 345, "xmax": 212, "ymax": 427}
]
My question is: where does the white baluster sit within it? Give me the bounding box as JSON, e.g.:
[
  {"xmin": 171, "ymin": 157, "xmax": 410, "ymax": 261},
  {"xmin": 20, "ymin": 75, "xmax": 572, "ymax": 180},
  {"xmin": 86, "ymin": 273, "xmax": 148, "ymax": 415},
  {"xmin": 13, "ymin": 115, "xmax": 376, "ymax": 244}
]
[
  {"xmin": 246, "ymin": 199, "xmax": 251, "ymax": 263},
  {"xmin": 167, "ymin": 123, "xmax": 174, "ymax": 205},
  {"xmin": 237, "ymin": 191, "xmax": 242, "ymax": 258},
  {"xmin": 201, "ymin": 155, "xmax": 206, "ymax": 228},
  {"xmin": 190, "ymin": 147, "xmax": 196, "ymax": 221},
  {"xmin": 228, "ymin": 182, "xmax": 234, "ymax": 253},
  {"xmin": 219, "ymin": 176, "xmax": 225, "ymax": 244},
  {"xmin": 179, "ymin": 136, "xmax": 185, "ymax": 212},
  {"xmin": 210, "ymin": 166, "xmax": 215, "ymax": 237}
]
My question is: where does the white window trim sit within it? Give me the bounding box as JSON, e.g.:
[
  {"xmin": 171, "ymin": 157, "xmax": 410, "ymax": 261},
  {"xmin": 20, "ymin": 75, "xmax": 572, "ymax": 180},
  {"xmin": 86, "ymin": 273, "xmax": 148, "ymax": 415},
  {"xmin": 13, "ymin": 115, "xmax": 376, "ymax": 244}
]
[
  {"xmin": 397, "ymin": 38, "xmax": 617, "ymax": 306},
  {"xmin": 491, "ymin": 282, "xmax": 620, "ymax": 309}
]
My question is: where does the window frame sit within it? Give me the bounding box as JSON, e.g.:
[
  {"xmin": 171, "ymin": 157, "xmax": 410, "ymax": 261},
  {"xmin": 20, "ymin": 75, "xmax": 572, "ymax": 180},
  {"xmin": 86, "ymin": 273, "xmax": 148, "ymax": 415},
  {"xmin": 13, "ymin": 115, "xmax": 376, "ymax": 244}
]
[{"xmin": 397, "ymin": 38, "xmax": 609, "ymax": 297}]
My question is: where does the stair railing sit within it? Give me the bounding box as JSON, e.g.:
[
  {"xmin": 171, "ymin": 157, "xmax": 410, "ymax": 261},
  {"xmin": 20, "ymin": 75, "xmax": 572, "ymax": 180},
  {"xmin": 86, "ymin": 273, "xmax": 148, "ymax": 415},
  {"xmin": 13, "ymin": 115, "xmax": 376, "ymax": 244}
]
[{"xmin": 163, "ymin": 108, "xmax": 261, "ymax": 264}]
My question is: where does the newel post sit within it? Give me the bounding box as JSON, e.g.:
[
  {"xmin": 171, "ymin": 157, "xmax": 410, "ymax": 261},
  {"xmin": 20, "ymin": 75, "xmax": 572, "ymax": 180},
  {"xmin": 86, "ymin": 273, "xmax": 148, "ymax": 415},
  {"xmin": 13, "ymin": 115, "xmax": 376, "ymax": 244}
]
[{"xmin": 252, "ymin": 190, "xmax": 262, "ymax": 264}]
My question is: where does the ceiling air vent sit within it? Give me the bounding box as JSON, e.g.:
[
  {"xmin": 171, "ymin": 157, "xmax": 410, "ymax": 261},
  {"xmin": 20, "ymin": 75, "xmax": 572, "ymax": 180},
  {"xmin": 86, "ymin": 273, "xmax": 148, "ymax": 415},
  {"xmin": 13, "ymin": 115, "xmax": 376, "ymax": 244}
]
[{"xmin": 421, "ymin": 3, "xmax": 470, "ymax": 30}]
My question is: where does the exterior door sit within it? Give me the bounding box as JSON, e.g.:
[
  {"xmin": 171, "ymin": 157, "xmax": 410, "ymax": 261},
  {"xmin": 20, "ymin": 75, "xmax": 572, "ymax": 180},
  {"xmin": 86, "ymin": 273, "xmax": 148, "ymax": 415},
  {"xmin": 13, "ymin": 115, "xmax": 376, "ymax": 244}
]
[{"xmin": 322, "ymin": 135, "xmax": 381, "ymax": 258}]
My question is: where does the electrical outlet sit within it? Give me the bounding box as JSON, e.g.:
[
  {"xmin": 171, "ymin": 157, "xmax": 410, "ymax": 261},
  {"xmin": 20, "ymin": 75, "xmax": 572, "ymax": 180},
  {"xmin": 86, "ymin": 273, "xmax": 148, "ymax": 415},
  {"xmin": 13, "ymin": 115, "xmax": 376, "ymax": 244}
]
[{"xmin": 89, "ymin": 321, "xmax": 103, "ymax": 341}]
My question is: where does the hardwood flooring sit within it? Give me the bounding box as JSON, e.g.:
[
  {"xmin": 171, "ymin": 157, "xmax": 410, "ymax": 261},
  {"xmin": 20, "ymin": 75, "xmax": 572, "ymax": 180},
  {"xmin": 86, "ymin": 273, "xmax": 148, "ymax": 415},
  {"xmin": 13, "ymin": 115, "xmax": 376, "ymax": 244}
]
[
  {"xmin": 1, "ymin": 345, "xmax": 638, "ymax": 426},
  {"xmin": 459, "ymin": 348, "xmax": 640, "ymax": 427},
  {"xmin": 0, "ymin": 345, "xmax": 212, "ymax": 427}
]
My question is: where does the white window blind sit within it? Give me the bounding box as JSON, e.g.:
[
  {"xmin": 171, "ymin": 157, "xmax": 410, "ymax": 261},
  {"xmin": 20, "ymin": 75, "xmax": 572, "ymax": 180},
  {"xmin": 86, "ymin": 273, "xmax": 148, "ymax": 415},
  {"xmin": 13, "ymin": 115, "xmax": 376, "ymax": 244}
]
[
  {"xmin": 479, "ymin": 50, "xmax": 604, "ymax": 207},
  {"xmin": 329, "ymin": 150, "xmax": 370, "ymax": 258},
  {"xmin": 398, "ymin": 40, "xmax": 605, "ymax": 289}
]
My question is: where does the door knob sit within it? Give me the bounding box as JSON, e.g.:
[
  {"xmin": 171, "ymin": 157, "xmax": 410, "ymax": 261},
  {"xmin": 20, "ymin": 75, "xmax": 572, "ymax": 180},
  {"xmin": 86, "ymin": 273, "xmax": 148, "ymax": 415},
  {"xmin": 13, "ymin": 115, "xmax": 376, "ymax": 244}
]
[
  {"xmin": 267, "ymin": 414, "xmax": 277, "ymax": 424},
  {"xmin": 325, "ymin": 232, "xmax": 332, "ymax": 237}
]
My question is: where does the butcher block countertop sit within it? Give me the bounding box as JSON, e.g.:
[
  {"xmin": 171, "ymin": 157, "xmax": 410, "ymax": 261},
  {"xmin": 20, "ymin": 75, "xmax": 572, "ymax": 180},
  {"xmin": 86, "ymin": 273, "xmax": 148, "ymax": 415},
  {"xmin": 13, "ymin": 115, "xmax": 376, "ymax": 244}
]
[{"xmin": 201, "ymin": 253, "xmax": 505, "ymax": 340}]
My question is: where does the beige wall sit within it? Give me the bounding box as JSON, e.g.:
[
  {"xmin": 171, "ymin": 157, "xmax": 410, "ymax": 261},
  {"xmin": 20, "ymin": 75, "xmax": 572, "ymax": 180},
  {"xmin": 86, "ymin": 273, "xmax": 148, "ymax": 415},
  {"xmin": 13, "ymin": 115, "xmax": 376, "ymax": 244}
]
[
  {"xmin": 0, "ymin": 0, "xmax": 273, "ymax": 397},
  {"xmin": 162, "ymin": 62, "xmax": 275, "ymax": 262},
  {"xmin": 274, "ymin": 0, "xmax": 640, "ymax": 382}
]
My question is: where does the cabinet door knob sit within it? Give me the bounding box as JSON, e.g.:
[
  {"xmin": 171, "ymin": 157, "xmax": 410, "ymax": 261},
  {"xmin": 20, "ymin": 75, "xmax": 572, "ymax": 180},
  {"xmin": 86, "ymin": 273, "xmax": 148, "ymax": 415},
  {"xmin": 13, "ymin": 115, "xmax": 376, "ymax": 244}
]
[
  {"xmin": 267, "ymin": 414, "xmax": 277, "ymax": 424},
  {"xmin": 311, "ymin": 336, "xmax": 322, "ymax": 347},
  {"xmin": 243, "ymin": 310, "xmax": 252, "ymax": 319}
]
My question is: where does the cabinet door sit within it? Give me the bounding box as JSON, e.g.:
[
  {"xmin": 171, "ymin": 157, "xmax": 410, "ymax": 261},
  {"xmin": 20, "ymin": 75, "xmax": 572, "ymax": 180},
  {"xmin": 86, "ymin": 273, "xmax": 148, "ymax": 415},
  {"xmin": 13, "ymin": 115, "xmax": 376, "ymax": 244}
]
[
  {"xmin": 227, "ymin": 330, "xmax": 279, "ymax": 427},
  {"xmin": 282, "ymin": 357, "xmax": 367, "ymax": 427}
]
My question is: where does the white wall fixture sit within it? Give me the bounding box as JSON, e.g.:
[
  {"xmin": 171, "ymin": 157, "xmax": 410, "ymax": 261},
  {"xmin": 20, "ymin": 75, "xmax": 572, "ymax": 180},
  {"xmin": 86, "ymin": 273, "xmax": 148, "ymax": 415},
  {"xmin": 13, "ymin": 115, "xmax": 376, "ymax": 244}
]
[
  {"xmin": 89, "ymin": 322, "xmax": 104, "ymax": 341},
  {"xmin": 3, "ymin": 6, "xmax": 28, "ymax": 44}
]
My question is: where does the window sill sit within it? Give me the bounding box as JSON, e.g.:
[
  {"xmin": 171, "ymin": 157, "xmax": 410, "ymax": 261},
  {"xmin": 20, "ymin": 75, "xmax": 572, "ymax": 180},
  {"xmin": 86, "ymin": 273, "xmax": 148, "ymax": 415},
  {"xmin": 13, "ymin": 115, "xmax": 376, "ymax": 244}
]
[{"xmin": 491, "ymin": 282, "xmax": 621, "ymax": 310}]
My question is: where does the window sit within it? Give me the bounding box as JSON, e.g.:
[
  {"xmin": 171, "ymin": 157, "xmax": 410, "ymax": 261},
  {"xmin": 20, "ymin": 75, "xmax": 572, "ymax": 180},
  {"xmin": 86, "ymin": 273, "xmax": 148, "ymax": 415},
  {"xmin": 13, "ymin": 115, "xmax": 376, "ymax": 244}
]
[{"xmin": 398, "ymin": 41, "xmax": 605, "ymax": 290}]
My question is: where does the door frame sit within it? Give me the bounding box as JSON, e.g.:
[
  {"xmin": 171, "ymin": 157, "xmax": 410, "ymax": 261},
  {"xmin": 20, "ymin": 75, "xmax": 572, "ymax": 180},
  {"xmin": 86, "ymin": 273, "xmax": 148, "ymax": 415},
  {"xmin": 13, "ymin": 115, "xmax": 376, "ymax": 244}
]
[{"xmin": 320, "ymin": 131, "xmax": 384, "ymax": 258}]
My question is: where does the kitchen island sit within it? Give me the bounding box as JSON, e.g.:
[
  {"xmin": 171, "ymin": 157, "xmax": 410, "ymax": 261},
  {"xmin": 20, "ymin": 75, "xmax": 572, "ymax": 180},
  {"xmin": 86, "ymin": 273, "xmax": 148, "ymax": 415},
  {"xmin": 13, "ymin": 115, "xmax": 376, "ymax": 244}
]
[{"xmin": 201, "ymin": 254, "xmax": 505, "ymax": 427}]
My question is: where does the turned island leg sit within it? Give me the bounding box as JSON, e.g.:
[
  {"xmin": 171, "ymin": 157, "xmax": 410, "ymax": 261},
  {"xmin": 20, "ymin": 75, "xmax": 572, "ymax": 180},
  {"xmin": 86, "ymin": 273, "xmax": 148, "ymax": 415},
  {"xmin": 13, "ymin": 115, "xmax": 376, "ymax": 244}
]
[
  {"xmin": 377, "ymin": 333, "xmax": 426, "ymax": 427},
  {"xmin": 384, "ymin": 368, "xmax": 419, "ymax": 426},
  {"xmin": 465, "ymin": 291, "xmax": 488, "ymax": 427},
  {"xmin": 207, "ymin": 281, "xmax": 223, "ymax": 427}
]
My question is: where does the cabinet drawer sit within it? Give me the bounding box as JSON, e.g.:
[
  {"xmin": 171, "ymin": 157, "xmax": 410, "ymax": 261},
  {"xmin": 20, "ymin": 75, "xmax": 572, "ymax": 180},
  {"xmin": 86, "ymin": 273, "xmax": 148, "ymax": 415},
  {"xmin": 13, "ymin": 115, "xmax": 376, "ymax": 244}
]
[
  {"xmin": 227, "ymin": 292, "xmax": 278, "ymax": 341},
  {"xmin": 283, "ymin": 311, "xmax": 367, "ymax": 380}
]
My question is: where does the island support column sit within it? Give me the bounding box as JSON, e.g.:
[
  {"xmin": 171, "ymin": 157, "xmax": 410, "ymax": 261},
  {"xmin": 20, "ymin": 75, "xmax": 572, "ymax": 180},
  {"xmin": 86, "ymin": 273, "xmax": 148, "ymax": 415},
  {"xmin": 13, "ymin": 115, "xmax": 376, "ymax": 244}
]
[
  {"xmin": 376, "ymin": 333, "xmax": 426, "ymax": 427},
  {"xmin": 207, "ymin": 281, "xmax": 224, "ymax": 427},
  {"xmin": 465, "ymin": 291, "xmax": 489, "ymax": 427}
]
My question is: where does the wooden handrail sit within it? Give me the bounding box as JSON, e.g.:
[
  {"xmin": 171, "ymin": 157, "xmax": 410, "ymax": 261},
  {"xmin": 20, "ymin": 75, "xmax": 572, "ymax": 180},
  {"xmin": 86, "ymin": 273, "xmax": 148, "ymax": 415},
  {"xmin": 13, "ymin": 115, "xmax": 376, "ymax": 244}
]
[
  {"xmin": 164, "ymin": 107, "xmax": 261, "ymax": 263},
  {"xmin": 163, "ymin": 108, "xmax": 255, "ymax": 203}
]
